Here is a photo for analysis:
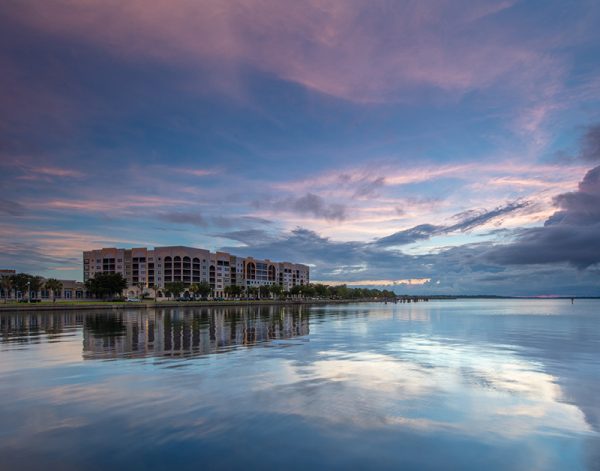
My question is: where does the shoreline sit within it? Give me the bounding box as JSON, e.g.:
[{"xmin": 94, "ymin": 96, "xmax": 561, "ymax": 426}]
[
  {"xmin": 1, "ymin": 296, "xmax": 589, "ymax": 313},
  {"xmin": 0, "ymin": 298, "xmax": 390, "ymax": 312}
]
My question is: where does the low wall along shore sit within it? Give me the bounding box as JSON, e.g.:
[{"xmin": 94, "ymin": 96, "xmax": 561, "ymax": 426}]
[{"xmin": 0, "ymin": 298, "xmax": 402, "ymax": 312}]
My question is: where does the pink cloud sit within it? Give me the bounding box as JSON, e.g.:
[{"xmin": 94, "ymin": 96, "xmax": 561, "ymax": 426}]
[
  {"xmin": 16, "ymin": 166, "xmax": 85, "ymax": 180},
  {"xmin": 30, "ymin": 195, "xmax": 190, "ymax": 213},
  {"xmin": 4, "ymin": 0, "xmax": 569, "ymax": 104},
  {"xmin": 0, "ymin": 155, "xmax": 86, "ymax": 180},
  {"xmin": 0, "ymin": 225, "xmax": 138, "ymax": 259},
  {"xmin": 34, "ymin": 166, "xmax": 85, "ymax": 178},
  {"xmin": 273, "ymin": 161, "xmax": 587, "ymax": 195}
]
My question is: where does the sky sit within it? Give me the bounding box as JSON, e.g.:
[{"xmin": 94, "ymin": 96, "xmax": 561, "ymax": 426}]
[{"xmin": 1, "ymin": 0, "xmax": 600, "ymax": 296}]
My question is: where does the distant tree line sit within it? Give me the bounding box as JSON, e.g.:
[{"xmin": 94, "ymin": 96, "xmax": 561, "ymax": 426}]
[
  {"xmin": 1, "ymin": 272, "xmax": 397, "ymax": 303},
  {"xmin": 160, "ymin": 281, "xmax": 396, "ymax": 300}
]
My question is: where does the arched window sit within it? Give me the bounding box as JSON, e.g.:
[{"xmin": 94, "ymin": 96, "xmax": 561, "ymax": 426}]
[
  {"xmin": 164, "ymin": 256, "xmax": 173, "ymax": 281},
  {"xmin": 209, "ymin": 265, "xmax": 216, "ymax": 289},
  {"xmin": 192, "ymin": 257, "xmax": 201, "ymax": 282},
  {"xmin": 245, "ymin": 261, "xmax": 256, "ymax": 280}
]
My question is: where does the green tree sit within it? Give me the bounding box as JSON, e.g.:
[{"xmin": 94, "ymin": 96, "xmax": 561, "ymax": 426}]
[
  {"xmin": 11, "ymin": 273, "xmax": 32, "ymax": 300},
  {"xmin": 328, "ymin": 284, "xmax": 348, "ymax": 299},
  {"xmin": 29, "ymin": 276, "xmax": 44, "ymax": 299},
  {"xmin": 269, "ymin": 284, "xmax": 284, "ymax": 299},
  {"xmin": 164, "ymin": 281, "xmax": 186, "ymax": 299},
  {"xmin": 44, "ymin": 278, "xmax": 63, "ymax": 303},
  {"xmin": 0, "ymin": 275, "xmax": 12, "ymax": 303},
  {"xmin": 289, "ymin": 285, "xmax": 302, "ymax": 297},
  {"xmin": 189, "ymin": 283, "xmax": 200, "ymax": 299},
  {"xmin": 313, "ymin": 283, "xmax": 329, "ymax": 298},
  {"xmin": 196, "ymin": 281, "xmax": 212, "ymax": 299},
  {"xmin": 300, "ymin": 284, "xmax": 316, "ymax": 298},
  {"xmin": 247, "ymin": 286, "xmax": 258, "ymax": 299},
  {"xmin": 85, "ymin": 273, "xmax": 128, "ymax": 300},
  {"xmin": 136, "ymin": 282, "xmax": 147, "ymax": 299},
  {"xmin": 259, "ymin": 285, "xmax": 271, "ymax": 299},
  {"xmin": 224, "ymin": 284, "xmax": 242, "ymax": 299}
]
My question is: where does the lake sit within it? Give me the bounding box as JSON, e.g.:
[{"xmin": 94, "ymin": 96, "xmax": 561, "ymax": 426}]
[{"xmin": 0, "ymin": 300, "xmax": 599, "ymax": 470}]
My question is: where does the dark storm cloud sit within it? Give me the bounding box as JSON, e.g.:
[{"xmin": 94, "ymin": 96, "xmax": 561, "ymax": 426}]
[
  {"xmin": 223, "ymin": 227, "xmax": 391, "ymax": 267},
  {"xmin": 447, "ymin": 201, "xmax": 530, "ymax": 232},
  {"xmin": 218, "ymin": 226, "xmax": 600, "ymax": 296},
  {"xmin": 291, "ymin": 193, "xmax": 346, "ymax": 221},
  {"xmin": 217, "ymin": 189, "xmax": 598, "ymax": 294},
  {"xmin": 546, "ymin": 166, "xmax": 600, "ymax": 226},
  {"xmin": 215, "ymin": 229, "xmax": 275, "ymax": 245},
  {"xmin": 352, "ymin": 176, "xmax": 385, "ymax": 199},
  {"xmin": 158, "ymin": 212, "xmax": 274, "ymax": 231},
  {"xmin": 375, "ymin": 201, "xmax": 529, "ymax": 247},
  {"xmin": 375, "ymin": 224, "xmax": 442, "ymax": 246},
  {"xmin": 269, "ymin": 193, "xmax": 346, "ymax": 221},
  {"xmin": 487, "ymin": 224, "xmax": 600, "ymax": 268},
  {"xmin": 489, "ymin": 125, "xmax": 600, "ymax": 268},
  {"xmin": 159, "ymin": 212, "xmax": 207, "ymax": 227},
  {"xmin": 579, "ymin": 124, "xmax": 600, "ymax": 162},
  {"xmin": 488, "ymin": 165, "xmax": 600, "ymax": 268},
  {"xmin": 220, "ymin": 227, "xmax": 488, "ymax": 282}
]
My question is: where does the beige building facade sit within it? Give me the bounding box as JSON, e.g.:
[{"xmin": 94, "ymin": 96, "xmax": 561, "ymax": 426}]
[
  {"xmin": 83, "ymin": 246, "xmax": 309, "ymax": 297},
  {"xmin": 0, "ymin": 275, "xmax": 87, "ymax": 301}
]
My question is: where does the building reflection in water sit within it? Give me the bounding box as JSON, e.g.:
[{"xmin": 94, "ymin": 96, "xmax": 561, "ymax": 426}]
[
  {"xmin": 84, "ymin": 305, "xmax": 310, "ymax": 359},
  {"xmin": 0, "ymin": 306, "xmax": 310, "ymax": 360}
]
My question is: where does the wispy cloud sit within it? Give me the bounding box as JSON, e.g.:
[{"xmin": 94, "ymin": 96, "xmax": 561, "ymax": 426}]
[
  {"xmin": 3, "ymin": 0, "xmax": 579, "ymax": 104},
  {"xmin": 255, "ymin": 193, "xmax": 347, "ymax": 222}
]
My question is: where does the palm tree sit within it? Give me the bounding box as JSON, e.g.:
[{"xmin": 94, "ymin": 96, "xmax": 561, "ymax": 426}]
[
  {"xmin": 44, "ymin": 278, "xmax": 63, "ymax": 303},
  {"xmin": 1, "ymin": 276, "xmax": 12, "ymax": 303},
  {"xmin": 259, "ymin": 285, "xmax": 270, "ymax": 299},
  {"xmin": 30, "ymin": 276, "xmax": 44, "ymax": 301},
  {"xmin": 151, "ymin": 284, "xmax": 160, "ymax": 301},
  {"xmin": 247, "ymin": 286, "xmax": 259, "ymax": 300},
  {"xmin": 269, "ymin": 284, "xmax": 283, "ymax": 300},
  {"xmin": 189, "ymin": 283, "xmax": 200, "ymax": 300}
]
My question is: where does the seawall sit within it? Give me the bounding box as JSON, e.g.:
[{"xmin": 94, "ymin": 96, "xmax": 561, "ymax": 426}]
[{"xmin": 0, "ymin": 298, "xmax": 389, "ymax": 313}]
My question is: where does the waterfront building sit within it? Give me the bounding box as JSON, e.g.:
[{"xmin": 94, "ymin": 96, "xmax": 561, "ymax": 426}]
[
  {"xmin": 39, "ymin": 279, "xmax": 88, "ymax": 300},
  {"xmin": 83, "ymin": 246, "xmax": 309, "ymax": 297},
  {"xmin": 0, "ymin": 273, "xmax": 87, "ymax": 301}
]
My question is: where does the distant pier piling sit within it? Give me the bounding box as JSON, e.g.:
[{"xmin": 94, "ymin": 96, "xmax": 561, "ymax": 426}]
[{"xmin": 395, "ymin": 296, "xmax": 430, "ymax": 303}]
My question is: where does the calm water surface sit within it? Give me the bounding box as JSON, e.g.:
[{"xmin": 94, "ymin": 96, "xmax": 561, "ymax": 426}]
[{"xmin": 0, "ymin": 300, "xmax": 599, "ymax": 470}]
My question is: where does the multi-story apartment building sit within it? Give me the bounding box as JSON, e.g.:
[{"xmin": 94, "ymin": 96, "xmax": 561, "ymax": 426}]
[{"xmin": 83, "ymin": 246, "xmax": 309, "ymax": 297}]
